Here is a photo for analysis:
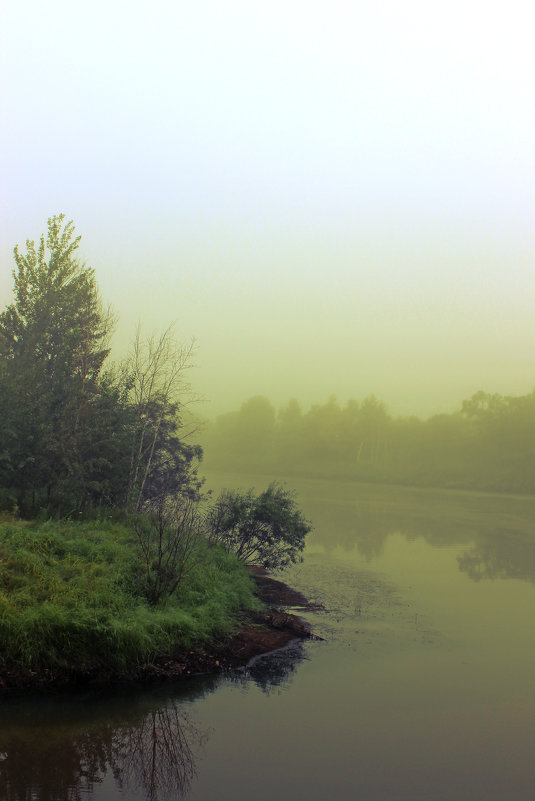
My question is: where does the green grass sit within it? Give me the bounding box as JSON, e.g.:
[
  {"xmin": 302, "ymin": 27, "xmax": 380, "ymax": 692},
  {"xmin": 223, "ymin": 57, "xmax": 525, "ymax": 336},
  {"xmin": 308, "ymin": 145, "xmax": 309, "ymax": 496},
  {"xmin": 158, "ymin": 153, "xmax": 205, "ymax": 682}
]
[{"xmin": 0, "ymin": 518, "xmax": 259, "ymax": 678}]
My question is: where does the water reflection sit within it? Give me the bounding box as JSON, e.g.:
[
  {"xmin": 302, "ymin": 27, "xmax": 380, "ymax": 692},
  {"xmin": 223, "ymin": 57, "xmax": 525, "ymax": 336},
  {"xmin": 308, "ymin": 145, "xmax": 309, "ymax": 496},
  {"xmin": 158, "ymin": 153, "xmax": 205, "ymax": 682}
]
[
  {"xmin": 112, "ymin": 705, "xmax": 204, "ymax": 800},
  {"xmin": 0, "ymin": 681, "xmax": 215, "ymax": 801},
  {"xmin": 245, "ymin": 640, "xmax": 307, "ymax": 695},
  {"xmin": 304, "ymin": 484, "xmax": 535, "ymax": 585},
  {"xmin": 0, "ymin": 640, "xmax": 308, "ymax": 800},
  {"xmin": 458, "ymin": 528, "xmax": 535, "ymax": 584}
]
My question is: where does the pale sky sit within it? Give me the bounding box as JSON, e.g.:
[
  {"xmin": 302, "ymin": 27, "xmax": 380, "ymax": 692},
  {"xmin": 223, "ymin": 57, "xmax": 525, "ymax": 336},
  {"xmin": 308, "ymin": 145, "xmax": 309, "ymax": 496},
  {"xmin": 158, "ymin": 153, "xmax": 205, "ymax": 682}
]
[{"xmin": 1, "ymin": 0, "xmax": 534, "ymax": 418}]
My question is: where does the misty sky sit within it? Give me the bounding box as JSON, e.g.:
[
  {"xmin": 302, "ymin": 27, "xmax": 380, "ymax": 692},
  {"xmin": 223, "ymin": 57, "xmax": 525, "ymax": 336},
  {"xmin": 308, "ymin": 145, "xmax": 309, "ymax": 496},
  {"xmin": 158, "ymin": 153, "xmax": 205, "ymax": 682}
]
[{"xmin": 1, "ymin": 0, "xmax": 534, "ymax": 418}]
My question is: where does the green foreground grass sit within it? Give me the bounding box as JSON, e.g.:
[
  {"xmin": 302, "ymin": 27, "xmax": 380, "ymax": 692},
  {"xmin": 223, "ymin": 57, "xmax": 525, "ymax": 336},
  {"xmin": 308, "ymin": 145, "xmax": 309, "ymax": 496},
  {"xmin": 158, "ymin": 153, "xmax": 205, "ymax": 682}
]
[{"xmin": 0, "ymin": 518, "xmax": 259, "ymax": 678}]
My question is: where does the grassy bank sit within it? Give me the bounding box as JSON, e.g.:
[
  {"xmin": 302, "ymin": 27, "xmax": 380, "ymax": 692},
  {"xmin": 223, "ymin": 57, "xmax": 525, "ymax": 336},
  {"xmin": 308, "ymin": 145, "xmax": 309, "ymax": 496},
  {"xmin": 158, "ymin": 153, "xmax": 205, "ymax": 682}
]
[{"xmin": 0, "ymin": 518, "xmax": 259, "ymax": 682}]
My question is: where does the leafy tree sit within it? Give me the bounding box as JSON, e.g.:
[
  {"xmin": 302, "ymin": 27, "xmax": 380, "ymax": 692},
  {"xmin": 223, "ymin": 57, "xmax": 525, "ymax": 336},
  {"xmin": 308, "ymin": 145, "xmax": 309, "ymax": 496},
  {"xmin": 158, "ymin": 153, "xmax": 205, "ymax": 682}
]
[
  {"xmin": 0, "ymin": 215, "xmax": 113, "ymax": 512},
  {"xmin": 206, "ymin": 482, "xmax": 311, "ymax": 569},
  {"xmin": 0, "ymin": 218, "xmax": 204, "ymax": 515}
]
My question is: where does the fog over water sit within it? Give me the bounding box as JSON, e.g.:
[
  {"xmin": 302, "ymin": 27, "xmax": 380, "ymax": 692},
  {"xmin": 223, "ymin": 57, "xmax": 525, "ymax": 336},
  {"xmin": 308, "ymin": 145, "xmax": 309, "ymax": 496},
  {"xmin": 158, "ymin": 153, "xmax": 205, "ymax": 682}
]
[{"xmin": 2, "ymin": 0, "xmax": 534, "ymax": 417}]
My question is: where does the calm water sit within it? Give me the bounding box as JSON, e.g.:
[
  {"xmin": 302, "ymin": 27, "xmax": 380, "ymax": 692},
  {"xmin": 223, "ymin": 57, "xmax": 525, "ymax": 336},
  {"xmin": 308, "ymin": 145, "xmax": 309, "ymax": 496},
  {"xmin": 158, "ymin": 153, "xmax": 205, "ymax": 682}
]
[{"xmin": 2, "ymin": 474, "xmax": 535, "ymax": 800}]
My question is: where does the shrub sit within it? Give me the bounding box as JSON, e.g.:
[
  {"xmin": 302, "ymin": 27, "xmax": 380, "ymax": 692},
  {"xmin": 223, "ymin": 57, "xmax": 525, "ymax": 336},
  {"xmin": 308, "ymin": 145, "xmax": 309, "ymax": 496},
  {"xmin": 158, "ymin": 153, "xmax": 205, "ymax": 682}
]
[
  {"xmin": 206, "ymin": 482, "xmax": 311, "ymax": 569},
  {"xmin": 132, "ymin": 497, "xmax": 202, "ymax": 605}
]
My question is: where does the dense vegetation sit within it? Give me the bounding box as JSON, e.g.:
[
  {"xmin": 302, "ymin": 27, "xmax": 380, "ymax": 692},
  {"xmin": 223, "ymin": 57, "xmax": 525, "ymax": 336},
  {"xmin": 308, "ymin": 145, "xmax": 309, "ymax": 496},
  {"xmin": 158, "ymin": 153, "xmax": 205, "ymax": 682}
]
[
  {"xmin": 0, "ymin": 517, "xmax": 257, "ymax": 677},
  {"xmin": 206, "ymin": 482, "xmax": 311, "ymax": 569},
  {"xmin": 0, "ymin": 216, "xmax": 309, "ymax": 684},
  {"xmin": 0, "ymin": 215, "xmax": 202, "ymax": 517},
  {"xmin": 201, "ymin": 392, "xmax": 535, "ymax": 494}
]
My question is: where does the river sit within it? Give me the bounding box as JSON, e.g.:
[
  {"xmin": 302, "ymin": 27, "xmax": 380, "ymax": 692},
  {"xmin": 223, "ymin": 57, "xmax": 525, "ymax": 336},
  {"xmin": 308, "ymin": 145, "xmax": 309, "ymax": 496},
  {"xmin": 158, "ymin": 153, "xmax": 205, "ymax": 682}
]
[{"xmin": 1, "ymin": 473, "xmax": 535, "ymax": 800}]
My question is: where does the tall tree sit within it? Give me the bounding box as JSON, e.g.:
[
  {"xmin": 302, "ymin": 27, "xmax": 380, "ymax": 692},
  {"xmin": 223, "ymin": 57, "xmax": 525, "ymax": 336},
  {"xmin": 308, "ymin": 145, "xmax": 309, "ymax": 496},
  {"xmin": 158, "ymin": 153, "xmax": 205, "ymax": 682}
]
[{"xmin": 0, "ymin": 215, "xmax": 113, "ymax": 512}]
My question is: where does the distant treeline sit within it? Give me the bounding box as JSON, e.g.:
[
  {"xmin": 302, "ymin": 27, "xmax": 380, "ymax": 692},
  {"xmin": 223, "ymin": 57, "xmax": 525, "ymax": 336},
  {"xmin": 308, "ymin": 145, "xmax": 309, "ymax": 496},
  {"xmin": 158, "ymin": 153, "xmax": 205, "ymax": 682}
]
[{"xmin": 201, "ymin": 392, "xmax": 535, "ymax": 494}]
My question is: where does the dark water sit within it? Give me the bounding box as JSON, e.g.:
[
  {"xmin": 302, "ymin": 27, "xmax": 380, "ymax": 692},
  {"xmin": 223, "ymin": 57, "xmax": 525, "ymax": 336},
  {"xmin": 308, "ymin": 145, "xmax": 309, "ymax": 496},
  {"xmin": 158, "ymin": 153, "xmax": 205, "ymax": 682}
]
[{"xmin": 2, "ymin": 475, "xmax": 535, "ymax": 800}]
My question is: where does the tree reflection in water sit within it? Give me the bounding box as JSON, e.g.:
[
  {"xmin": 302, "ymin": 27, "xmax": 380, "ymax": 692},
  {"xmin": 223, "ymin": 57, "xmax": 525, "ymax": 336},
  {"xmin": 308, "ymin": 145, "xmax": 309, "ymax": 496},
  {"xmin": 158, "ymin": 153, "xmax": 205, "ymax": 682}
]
[
  {"xmin": 0, "ymin": 682, "xmax": 214, "ymax": 801},
  {"xmin": 113, "ymin": 705, "xmax": 206, "ymax": 800},
  {"xmin": 0, "ymin": 643, "xmax": 308, "ymax": 801},
  {"xmin": 306, "ymin": 486, "xmax": 535, "ymax": 587},
  {"xmin": 458, "ymin": 527, "xmax": 535, "ymax": 584}
]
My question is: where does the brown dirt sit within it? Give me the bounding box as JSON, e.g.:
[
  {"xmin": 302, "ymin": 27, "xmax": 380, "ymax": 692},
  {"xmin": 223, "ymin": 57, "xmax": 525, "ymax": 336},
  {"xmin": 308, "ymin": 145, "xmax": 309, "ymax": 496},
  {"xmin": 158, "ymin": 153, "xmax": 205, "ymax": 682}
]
[
  {"xmin": 144, "ymin": 568, "xmax": 319, "ymax": 680},
  {"xmin": 248, "ymin": 567, "xmax": 314, "ymax": 607}
]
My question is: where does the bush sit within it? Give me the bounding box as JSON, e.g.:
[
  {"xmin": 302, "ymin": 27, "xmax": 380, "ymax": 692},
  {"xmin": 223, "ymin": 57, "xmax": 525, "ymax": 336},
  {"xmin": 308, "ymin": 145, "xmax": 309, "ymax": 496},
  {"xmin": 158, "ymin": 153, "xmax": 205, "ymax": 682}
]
[
  {"xmin": 206, "ymin": 482, "xmax": 311, "ymax": 569},
  {"xmin": 131, "ymin": 497, "xmax": 202, "ymax": 606}
]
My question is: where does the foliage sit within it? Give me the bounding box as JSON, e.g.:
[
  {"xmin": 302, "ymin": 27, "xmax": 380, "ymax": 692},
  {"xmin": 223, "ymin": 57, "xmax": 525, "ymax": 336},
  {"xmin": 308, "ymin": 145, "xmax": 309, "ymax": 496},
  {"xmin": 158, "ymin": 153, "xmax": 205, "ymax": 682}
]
[
  {"xmin": 0, "ymin": 519, "xmax": 257, "ymax": 675},
  {"xmin": 132, "ymin": 497, "xmax": 202, "ymax": 605},
  {"xmin": 206, "ymin": 482, "xmax": 311, "ymax": 569},
  {"xmin": 0, "ymin": 215, "xmax": 114, "ymax": 513},
  {"xmin": 0, "ymin": 217, "xmax": 203, "ymax": 516}
]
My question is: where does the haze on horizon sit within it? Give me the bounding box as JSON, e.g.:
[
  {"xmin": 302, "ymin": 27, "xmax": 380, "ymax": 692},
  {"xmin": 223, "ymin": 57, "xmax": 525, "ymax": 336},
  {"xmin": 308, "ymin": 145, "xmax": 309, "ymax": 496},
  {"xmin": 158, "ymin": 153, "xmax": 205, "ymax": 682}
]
[{"xmin": 1, "ymin": 0, "xmax": 533, "ymax": 421}]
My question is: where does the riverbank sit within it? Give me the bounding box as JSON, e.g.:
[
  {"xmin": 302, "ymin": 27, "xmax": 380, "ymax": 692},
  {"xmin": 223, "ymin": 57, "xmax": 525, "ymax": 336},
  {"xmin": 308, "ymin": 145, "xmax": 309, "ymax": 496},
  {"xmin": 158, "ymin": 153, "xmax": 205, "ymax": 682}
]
[
  {"xmin": 0, "ymin": 518, "xmax": 272, "ymax": 691},
  {"xmin": 0, "ymin": 553, "xmax": 316, "ymax": 692},
  {"xmin": 141, "ymin": 569, "xmax": 318, "ymax": 681}
]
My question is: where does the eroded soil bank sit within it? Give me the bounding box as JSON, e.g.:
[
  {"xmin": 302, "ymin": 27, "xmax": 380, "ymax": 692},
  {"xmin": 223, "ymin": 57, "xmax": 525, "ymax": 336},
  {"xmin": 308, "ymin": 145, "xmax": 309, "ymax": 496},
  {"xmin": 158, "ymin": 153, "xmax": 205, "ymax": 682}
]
[
  {"xmin": 133, "ymin": 568, "xmax": 317, "ymax": 680},
  {"xmin": 0, "ymin": 569, "xmax": 316, "ymax": 692}
]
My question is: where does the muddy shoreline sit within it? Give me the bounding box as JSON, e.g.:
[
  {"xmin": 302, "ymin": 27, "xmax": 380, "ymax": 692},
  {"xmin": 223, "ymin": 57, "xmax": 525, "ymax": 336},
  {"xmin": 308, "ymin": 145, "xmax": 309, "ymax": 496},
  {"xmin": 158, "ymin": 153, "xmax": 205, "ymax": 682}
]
[{"xmin": 0, "ymin": 569, "xmax": 317, "ymax": 692}]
